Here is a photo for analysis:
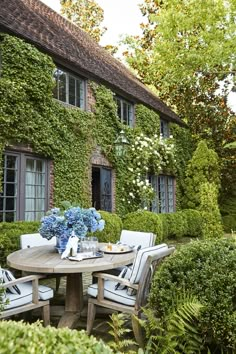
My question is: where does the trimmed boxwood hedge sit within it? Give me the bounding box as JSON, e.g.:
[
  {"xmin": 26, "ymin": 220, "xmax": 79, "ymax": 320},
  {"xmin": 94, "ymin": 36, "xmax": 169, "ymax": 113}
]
[
  {"xmin": 0, "ymin": 221, "xmax": 40, "ymax": 267},
  {"xmin": 123, "ymin": 209, "xmax": 203, "ymax": 242},
  {"xmin": 149, "ymin": 238, "xmax": 236, "ymax": 351},
  {"xmin": 91, "ymin": 210, "xmax": 122, "ymax": 244},
  {"xmin": 0, "ymin": 320, "xmax": 113, "ymax": 353}
]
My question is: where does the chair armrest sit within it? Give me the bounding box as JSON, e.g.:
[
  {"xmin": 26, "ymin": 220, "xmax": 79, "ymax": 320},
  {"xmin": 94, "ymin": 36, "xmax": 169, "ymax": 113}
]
[
  {"xmin": 92, "ymin": 272, "xmax": 138, "ymax": 290},
  {"xmin": 1, "ymin": 274, "xmax": 46, "ymax": 288}
]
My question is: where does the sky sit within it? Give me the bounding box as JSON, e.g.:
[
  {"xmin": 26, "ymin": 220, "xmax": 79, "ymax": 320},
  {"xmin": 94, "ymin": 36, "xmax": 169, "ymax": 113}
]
[{"xmin": 40, "ymin": 0, "xmax": 144, "ymax": 46}]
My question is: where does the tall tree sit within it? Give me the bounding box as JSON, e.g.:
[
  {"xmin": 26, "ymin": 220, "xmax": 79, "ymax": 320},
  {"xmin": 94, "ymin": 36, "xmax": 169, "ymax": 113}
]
[
  {"xmin": 123, "ymin": 0, "xmax": 236, "ymax": 197},
  {"xmin": 60, "ymin": 0, "xmax": 106, "ymax": 42}
]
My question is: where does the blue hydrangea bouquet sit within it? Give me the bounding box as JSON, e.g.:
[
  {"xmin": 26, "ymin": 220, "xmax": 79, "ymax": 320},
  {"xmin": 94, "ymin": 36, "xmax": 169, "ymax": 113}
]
[{"xmin": 39, "ymin": 206, "xmax": 105, "ymax": 253}]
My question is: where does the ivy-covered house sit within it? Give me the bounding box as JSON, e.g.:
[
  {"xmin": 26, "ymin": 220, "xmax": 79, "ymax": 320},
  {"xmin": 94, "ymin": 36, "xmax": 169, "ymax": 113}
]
[{"xmin": 0, "ymin": 0, "xmax": 185, "ymax": 222}]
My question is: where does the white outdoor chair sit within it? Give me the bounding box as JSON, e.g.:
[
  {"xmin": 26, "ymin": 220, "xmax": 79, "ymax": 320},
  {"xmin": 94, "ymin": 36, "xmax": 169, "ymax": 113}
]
[
  {"xmin": 0, "ymin": 268, "xmax": 53, "ymax": 326},
  {"xmin": 20, "ymin": 234, "xmax": 61, "ymax": 291},
  {"xmin": 87, "ymin": 244, "xmax": 175, "ymax": 347},
  {"xmin": 119, "ymin": 230, "xmax": 156, "ymax": 249}
]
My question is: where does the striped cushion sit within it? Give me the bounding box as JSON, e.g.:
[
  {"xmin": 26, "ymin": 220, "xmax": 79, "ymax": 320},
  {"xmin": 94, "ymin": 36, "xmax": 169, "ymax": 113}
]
[
  {"xmin": 87, "ymin": 280, "xmax": 136, "ymax": 306},
  {"xmin": 129, "ymin": 244, "xmax": 168, "ymax": 284},
  {"xmin": 2, "ymin": 269, "xmax": 21, "ymax": 295},
  {"xmin": 3, "ymin": 282, "xmax": 53, "ymax": 310}
]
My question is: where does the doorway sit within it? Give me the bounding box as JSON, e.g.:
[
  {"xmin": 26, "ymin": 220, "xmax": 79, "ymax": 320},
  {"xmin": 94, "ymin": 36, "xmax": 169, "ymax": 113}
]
[{"xmin": 92, "ymin": 166, "xmax": 112, "ymax": 212}]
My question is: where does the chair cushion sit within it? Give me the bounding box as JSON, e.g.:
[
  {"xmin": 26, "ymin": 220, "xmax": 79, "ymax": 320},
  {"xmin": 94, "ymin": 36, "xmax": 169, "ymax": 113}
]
[
  {"xmin": 120, "ymin": 230, "xmax": 155, "ymax": 249},
  {"xmin": 88, "ymin": 280, "xmax": 136, "ymax": 306},
  {"xmin": 115, "ymin": 266, "xmax": 132, "ymax": 290},
  {"xmin": 129, "ymin": 244, "xmax": 168, "ymax": 284},
  {"xmin": 2, "ymin": 269, "xmax": 21, "ymax": 295},
  {"xmin": 3, "ymin": 282, "xmax": 53, "ymax": 310}
]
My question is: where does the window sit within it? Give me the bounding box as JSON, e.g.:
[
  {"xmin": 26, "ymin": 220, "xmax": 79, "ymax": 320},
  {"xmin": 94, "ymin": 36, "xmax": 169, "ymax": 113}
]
[
  {"xmin": 53, "ymin": 68, "xmax": 85, "ymax": 108},
  {"xmin": 150, "ymin": 175, "xmax": 175, "ymax": 213},
  {"xmin": 160, "ymin": 119, "xmax": 170, "ymax": 138},
  {"xmin": 115, "ymin": 96, "xmax": 134, "ymax": 126},
  {"xmin": 0, "ymin": 152, "xmax": 50, "ymax": 222}
]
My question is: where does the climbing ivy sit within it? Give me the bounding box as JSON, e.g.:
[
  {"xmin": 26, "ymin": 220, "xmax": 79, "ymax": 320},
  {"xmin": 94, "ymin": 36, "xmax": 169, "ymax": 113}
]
[{"xmin": 0, "ymin": 33, "xmax": 190, "ymax": 217}]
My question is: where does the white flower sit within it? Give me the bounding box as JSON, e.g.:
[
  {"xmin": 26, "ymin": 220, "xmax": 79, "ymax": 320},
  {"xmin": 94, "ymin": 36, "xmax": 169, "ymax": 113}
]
[{"xmin": 143, "ymin": 206, "xmax": 148, "ymax": 210}]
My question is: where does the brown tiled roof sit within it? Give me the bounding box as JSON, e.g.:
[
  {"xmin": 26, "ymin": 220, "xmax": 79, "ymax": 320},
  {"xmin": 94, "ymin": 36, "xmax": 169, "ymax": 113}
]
[{"xmin": 0, "ymin": 0, "xmax": 185, "ymax": 126}]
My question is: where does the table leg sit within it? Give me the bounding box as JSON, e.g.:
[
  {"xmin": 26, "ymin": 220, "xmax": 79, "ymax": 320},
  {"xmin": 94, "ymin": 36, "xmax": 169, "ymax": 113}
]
[{"xmin": 57, "ymin": 273, "xmax": 83, "ymax": 328}]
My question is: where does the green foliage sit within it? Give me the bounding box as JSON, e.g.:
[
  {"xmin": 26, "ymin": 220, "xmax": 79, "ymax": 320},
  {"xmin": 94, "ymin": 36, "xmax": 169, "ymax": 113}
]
[
  {"xmin": 135, "ymin": 105, "xmax": 160, "ymax": 136},
  {"xmin": 222, "ymin": 215, "xmax": 236, "ymax": 233},
  {"xmin": 182, "ymin": 140, "xmax": 220, "ymax": 209},
  {"xmin": 92, "ymin": 211, "xmax": 122, "ymax": 244},
  {"xmin": 141, "ymin": 293, "xmax": 204, "ymax": 353},
  {"xmin": 123, "ymin": 209, "xmax": 203, "ymax": 242},
  {"xmin": 0, "ymin": 221, "xmax": 39, "ymax": 267},
  {"xmin": 123, "ymin": 211, "xmax": 164, "ymax": 243},
  {"xmin": 107, "ymin": 313, "xmax": 137, "ymax": 353},
  {"xmin": 149, "ymin": 238, "xmax": 236, "ymax": 351},
  {"xmin": 60, "ymin": 0, "xmax": 106, "ymax": 42},
  {"xmin": 199, "ymin": 182, "xmax": 224, "ymax": 239},
  {"xmin": 0, "ymin": 320, "xmax": 113, "ymax": 353}
]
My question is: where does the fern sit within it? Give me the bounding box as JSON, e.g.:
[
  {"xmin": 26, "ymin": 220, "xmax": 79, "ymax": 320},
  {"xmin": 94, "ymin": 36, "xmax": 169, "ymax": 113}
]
[
  {"xmin": 141, "ymin": 293, "xmax": 204, "ymax": 353},
  {"xmin": 107, "ymin": 312, "xmax": 137, "ymax": 353}
]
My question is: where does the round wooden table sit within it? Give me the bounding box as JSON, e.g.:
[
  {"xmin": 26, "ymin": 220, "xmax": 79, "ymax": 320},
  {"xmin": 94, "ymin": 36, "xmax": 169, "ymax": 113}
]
[{"xmin": 7, "ymin": 244, "xmax": 135, "ymax": 328}]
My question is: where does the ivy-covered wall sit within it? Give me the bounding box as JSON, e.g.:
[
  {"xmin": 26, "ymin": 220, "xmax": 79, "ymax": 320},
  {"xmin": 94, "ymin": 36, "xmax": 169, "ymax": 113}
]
[{"xmin": 0, "ymin": 33, "xmax": 189, "ymax": 217}]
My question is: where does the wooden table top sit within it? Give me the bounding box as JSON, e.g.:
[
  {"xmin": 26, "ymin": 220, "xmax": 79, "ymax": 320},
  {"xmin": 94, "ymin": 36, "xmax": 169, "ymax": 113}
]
[{"xmin": 7, "ymin": 244, "xmax": 135, "ymax": 274}]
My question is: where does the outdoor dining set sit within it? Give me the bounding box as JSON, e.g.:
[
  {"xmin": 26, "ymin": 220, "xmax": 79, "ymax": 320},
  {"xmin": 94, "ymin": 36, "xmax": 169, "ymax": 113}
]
[{"xmin": 0, "ymin": 230, "xmax": 175, "ymax": 346}]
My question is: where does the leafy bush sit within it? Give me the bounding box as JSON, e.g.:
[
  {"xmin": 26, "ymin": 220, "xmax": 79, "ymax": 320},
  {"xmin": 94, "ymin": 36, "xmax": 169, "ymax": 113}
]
[
  {"xmin": 0, "ymin": 221, "xmax": 39, "ymax": 267},
  {"xmin": 92, "ymin": 211, "xmax": 122, "ymax": 244},
  {"xmin": 123, "ymin": 210, "xmax": 203, "ymax": 241},
  {"xmin": 180, "ymin": 209, "xmax": 203, "ymax": 237},
  {"xmin": 199, "ymin": 182, "xmax": 224, "ymax": 239},
  {"xmin": 182, "ymin": 140, "xmax": 220, "ymax": 209},
  {"xmin": 123, "ymin": 211, "xmax": 164, "ymax": 243},
  {"xmin": 0, "ymin": 320, "xmax": 113, "ymax": 353},
  {"xmin": 222, "ymin": 214, "xmax": 236, "ymax": 233},
  {"xmin": 149, "ymin": 238, "xmax": 236, "ymax": 351}
]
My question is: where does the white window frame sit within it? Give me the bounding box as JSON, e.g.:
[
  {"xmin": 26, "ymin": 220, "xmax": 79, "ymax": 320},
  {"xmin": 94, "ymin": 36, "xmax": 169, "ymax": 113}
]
[
  {"xmin": 53, "ymin": 68, "xmax": 86, "ymax": 109},
  {"xmin": 115, "ymin": 96, "xmax": 134, "ymax": 127}
]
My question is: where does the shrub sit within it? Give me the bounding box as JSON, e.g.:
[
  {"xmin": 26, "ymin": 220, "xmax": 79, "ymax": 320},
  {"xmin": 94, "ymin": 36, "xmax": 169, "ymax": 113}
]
[
  {"xmin": 123, "ymin": 211, "xmax": 164, "ymax": 243},
  {"xmin": 123, "ymin": 210, "xmax": 204, "ymax": 242},
  {"xmin": 159, "ymin": 212, "xmax": 188, "ymax": 239},
  {"xmin": 149, "ymin": 238, "xmax": 236, "ymax": 351},
  {"xmin": 199, "ymin": 182, "xmax": 224, "ymax": 239},
  {"xmin": 0, "ymin": 221, "xmax": 39, "ymax": 267},
  {"xmin": 0, "ymin": 320, "xmax": 113, "ymax": 353},
  {"xmin": 222, "ymin": 214, "xmax": 236, "ymax": 233},
  {"xmin": 180, "ymin": 209, "xmax": 203, "ymax": 237},
  {"xmin": 92, "ymin": 211, "xmax": 122, "ymax": 244},
  {"xmin": 182, "ymin": 140, "xmax": 220, "ymax": 209}
]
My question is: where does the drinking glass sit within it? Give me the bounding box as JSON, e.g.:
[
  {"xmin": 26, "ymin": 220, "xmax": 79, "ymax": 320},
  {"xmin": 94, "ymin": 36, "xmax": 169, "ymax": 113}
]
[{"xmin": 90, "ymin": 236, "xmax": 98, "ymax": 255}]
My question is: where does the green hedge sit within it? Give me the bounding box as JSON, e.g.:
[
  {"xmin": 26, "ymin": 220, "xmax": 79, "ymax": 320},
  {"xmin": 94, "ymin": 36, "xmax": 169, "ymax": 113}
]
[
  {"xmin": 0, "ymin": 221, "xmax": 39, "ymax": 267},
  {"xmin": 149, "ymin": 238, "xmax": 236, "ymax": 351},
  {"xmin": 92, "ymin": 211, "xmax": 122, "ymax": 244},
  {"xmin": 123, "ymin": 209, "xmax": 203, "ymax": 242},
  {"xmin": 0, "ymin": 321, "xmax": 113, "ymax": 354}
]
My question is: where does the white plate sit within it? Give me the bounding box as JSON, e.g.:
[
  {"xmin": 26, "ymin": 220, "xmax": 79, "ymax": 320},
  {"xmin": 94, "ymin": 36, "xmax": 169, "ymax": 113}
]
[{"xmin": 100, "ymin": 244, "xmax": 133, "ymax": 254}]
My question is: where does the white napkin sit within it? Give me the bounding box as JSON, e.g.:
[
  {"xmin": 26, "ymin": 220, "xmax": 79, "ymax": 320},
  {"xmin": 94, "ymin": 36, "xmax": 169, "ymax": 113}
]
[
  {"xmin": 68, "ymin": 252, "xmax": 94, "ymax": 262},
  {"xmin": 61, "ymin": 235, "xmax": 78, "ymax": 259}
]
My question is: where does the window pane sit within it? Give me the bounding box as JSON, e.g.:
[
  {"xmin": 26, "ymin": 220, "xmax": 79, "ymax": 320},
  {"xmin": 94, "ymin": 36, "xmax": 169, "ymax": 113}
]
[
  {"xmin": 6, "ymin": 184, "xmax": 16, "ymax": 196},
  {"xmin": 123, "ymin": 102, "xmax": 128, "ymax": 125},
  {"xmin": 58, "ymin": 71, "xmax": 66, "ymax": 102},
  {"xmin": 69, "ymin": 75, "xmax": 76, "ymax": 105},
  {"xmin": 6, "ymin": 198, "xmax": 15, "ymax": 211},
  {"xmin": 26, "ymin": 159, "xmax": 34, "ymax": 172},
  {"xmin": 6, "ymin": 169, "xmax": 16, "ymax": 182},
  {"xmin": 6, "ymin": 156, "xmax": 17, "ymax": 169},
  {"xmin": 36, "ymin": 160, "xmax": 44, "ymax": 173},
  {"xmin": 116, "ymin": 98, "xmax": 122, "ymax": 119},
  {"xmin": 0, "ymin": 197, "xmax": 3, "ymax": 211},
  {"xmin": 25, "ymin": 198, "xmax": 34, "ymax": 212},
  {"xmin": 5, "ymin": 212, "xmax": 15, "ymax": 222},
  {"xmin": 25, "ymin": 211, "xmax": 34, "ymax": 221},
  {"xmin": 76, "ymin": 79, "xmax": 84, "ymax": 108}
]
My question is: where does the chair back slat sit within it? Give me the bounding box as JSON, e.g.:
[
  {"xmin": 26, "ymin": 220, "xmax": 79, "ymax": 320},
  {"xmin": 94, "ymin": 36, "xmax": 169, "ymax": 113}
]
[
  {"xmin": 120, "ymin": 230, "xmax": 156, "ymax": 249},
  {"xmin": 20, "ymin": 233, "xmax": 56, "ymax": 249},
  {"xmin": 135, "ymin": 247, "xmax": 175, "ymax": 309}
]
